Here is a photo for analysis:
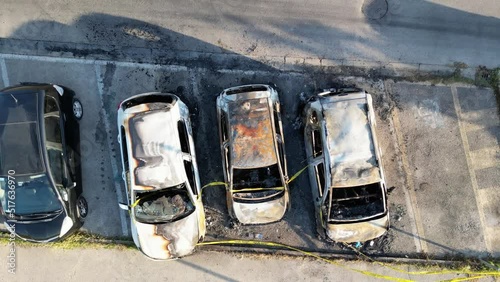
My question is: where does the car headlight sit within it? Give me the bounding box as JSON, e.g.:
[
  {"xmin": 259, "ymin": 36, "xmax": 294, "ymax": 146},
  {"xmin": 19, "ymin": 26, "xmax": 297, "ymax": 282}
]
[
  {"xmin": 59, "ymin": 216, "xmax": 74, "ymax": 237},
  {"xmin": 333, "ymin": 229, "xmax": 358, "ymax": 239}
]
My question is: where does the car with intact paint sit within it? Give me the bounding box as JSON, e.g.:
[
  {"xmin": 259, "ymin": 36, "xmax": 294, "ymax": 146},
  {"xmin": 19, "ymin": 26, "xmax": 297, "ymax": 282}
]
[
  {"xmin": 117, "ymin": 92, "xmax": 206, "ymax": 260},
  {"xmin": 216, "ymin": 84, "xmax": 289, "ymax": 224},
  {"xmin": 303, "ymin": 88, "xmax": 389, "ymax": 242},
  {"xmin": 0, "ymin": 83, "xmax": 88, "ymax": 242}
]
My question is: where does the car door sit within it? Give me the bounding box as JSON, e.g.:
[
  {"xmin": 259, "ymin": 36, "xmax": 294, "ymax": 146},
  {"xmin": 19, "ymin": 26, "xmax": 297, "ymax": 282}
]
[
  {"xmin": 218, "ymin": 109, "xmax": 231, "ymax": 183},
  {"xmin": 305, "ymin": 109, "xmax": 327, "ymax": 202},
  {"xmin": 44, "ymin": 95, "xmax": 76, "ymax": 216},
  {"xmin": 272, "ymin": 102, "xmax": 288, "ymax": 183},
  {"xmin": 119, "ymin": 125, "xmax": 132, "ymax": 205}
]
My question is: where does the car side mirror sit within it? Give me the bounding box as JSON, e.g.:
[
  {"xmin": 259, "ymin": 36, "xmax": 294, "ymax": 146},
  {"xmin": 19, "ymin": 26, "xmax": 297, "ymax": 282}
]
[
  {"xmin": 118, "ymin": 203, "xmax": 130, "ymax": 210},
  {"xmin": 60, "ymin": 188, "xmax": 69, "ymax": 201}
]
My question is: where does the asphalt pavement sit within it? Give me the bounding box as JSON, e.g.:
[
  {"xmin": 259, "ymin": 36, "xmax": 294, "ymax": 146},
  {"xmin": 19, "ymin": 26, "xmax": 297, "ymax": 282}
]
[
  {"xmin": 1, "ymin": 53, "xmax": 498, "ymax": 261},
  {"xmin": 0, "ymin": 0, "xmax": 499, "ymax": 275},
  {"xmin": 0, "ymin": 0, "xmax": 499, "ymax": 72}
]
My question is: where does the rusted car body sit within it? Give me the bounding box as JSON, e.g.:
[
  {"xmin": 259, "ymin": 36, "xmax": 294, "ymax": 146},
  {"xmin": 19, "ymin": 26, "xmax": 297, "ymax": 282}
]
[
  {"xmin": 117, "ymin": 93, "xmax": 205, "ymax": 260},
  {"xmin": 303, "ymin": 88, "xmax": 389, "ymax": 242},
  {"xmin": 216, "ymin": 84, "xmax": 289, "ymax": 224}
]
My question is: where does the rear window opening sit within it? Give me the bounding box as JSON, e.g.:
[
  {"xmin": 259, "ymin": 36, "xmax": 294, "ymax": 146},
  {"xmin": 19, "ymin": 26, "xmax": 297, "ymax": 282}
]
[
  {"xmin": 121, "ymin": 94, "xmax": 176, "ymax": 110},
  {"xmin": 232, "ymin": 164, "xmax": 283, "ymax": 202},
  {"xmin": 326, "ymin": 182, "xmax": 385, "ymax": 222},
  {"xmin": 134, "ymin": 185, "xmax": 195, "ymax": 224},
  {"xmin": 226, "ymin": 85, "xmax": 268, "ymax": 95}
]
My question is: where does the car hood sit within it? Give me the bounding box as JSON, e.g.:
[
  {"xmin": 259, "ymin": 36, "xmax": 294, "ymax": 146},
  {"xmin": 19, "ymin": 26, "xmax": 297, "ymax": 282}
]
[
  {"xmin": 5, "ymin": 210, "xmax": 67, "ymax": 242},
  {"xmin": 326, "ymin": 214, "xmax": 389, "ymax": 242},
  {"xmin": 134, "ymin": 211, "xmax": 199, "ymax": 260},
  {"xmin": 232, "ymin": 195, "xmax": 287, "ymax": 224}
]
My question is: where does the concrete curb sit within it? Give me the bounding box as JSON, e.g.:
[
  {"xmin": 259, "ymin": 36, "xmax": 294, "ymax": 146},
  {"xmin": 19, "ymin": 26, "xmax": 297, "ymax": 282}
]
[{"xmin": 0, "ymin": 38, "xmax": 477, "ymax": 80}]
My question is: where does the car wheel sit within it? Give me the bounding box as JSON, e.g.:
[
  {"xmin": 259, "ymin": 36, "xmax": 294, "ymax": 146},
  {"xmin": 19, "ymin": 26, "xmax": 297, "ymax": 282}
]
[
  {"xmin": 72, "ymin": 98, "xmax": 83, "ymax": 120},
  {"xmin": 77, "ymin": 196, "xmax": 88, "ymax": 223}
]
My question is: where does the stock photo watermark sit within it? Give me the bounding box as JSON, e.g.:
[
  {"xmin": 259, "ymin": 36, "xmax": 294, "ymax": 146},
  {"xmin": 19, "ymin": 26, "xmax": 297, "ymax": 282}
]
[{"xmin": 6, "ymin": 169, "xmax": 16, "ymax": 274}]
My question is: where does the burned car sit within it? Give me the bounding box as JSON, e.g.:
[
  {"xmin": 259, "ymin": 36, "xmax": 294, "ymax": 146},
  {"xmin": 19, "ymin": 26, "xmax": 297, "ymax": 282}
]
[
  {"xmin": 117, "ymin": 93, "xmax": 205, "ymax": 260},
  {"xmin": 216, "ymin": 84, "xmax": 289, "ymax": 224},
  {"xmin": 303, "ymin": 88, "xmax": 389, "ymax": 242},
  {"xmin": 0, "ymin": 83, "xmax": 87, "ymax": 242}
]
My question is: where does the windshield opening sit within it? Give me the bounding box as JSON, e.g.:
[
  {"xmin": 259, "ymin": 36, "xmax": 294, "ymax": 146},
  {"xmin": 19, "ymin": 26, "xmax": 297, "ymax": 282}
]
[
  {"xmin": 325, "ymin": 182, "xmax": 385, "ymax": 222},
  {"xmin": 0, "ymin": 174, "xmax": 62, "ymax": 216},
  {"xmin": 134, "ymin": 183, "xmax": 195, "ymax": 224},
  {"xmin": 232, "ymin": 164, "xmax": 283, "ymax": 201}
]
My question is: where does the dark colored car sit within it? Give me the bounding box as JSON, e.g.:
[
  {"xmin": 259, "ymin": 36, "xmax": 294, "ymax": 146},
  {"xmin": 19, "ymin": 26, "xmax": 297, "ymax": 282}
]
[{"xmin": 0, "ymin": 83, "xmax": 87, "ymax": 242}]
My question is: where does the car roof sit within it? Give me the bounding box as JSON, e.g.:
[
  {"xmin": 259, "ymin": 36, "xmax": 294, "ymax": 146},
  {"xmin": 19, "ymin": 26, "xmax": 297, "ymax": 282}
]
[
  {"xmin": 0, "ymin": 90, "xmax": 45, "ymax": 176},
  {"xmin": 320, "ymin": 93, "xmax": 381, "ymax": 187},
  {"xmin": 227, "ymin": 97, "xmax": 277, "ymax": 169},
  {"xmin": 127, "ymin": 107, "xmax": 186, "ymax": 190}
]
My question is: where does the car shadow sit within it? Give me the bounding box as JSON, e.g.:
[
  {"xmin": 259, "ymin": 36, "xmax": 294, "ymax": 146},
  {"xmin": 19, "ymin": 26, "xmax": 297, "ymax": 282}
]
[{"xmin": 1, "ymin": 6, "xmax": 498, "ymax": 260}]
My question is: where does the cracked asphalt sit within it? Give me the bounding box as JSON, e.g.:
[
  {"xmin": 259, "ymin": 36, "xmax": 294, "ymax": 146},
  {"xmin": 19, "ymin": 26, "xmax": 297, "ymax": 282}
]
[
  {"xmin": 0, "ymin": 0, "xmax": 499, "ymax": 263},
  {"xmin": 1, "ymin": 53, "xmax": 498, "ymax": 260}
]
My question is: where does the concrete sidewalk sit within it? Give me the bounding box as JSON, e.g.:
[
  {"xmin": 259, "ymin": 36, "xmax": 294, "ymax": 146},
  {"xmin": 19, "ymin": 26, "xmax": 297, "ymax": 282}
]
[{"xmin": 1, "ymin": 245, "xmax": 495, "ymax": 282}]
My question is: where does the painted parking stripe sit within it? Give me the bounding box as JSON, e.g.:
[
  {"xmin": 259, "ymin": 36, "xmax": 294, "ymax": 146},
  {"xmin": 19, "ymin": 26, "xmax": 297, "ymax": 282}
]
[
  {"xmin": 94, "ymin": 64, "xmax": 129, "ymax": 236},
  {"xmin": 0, "ymin": 58, "xmax": 9, "ymax": 86},
  {"xmin": 469, "ymin": 147, "xmax": 500, "ymax": 170},
  {"xmin": 391, "ymin": 109, "xmax": 428, "ymax": 253},
  {"xmin": 0, "ymin": 53, "xmax": 187, "ymax": 71},
  {"xmin": 451, "ymin": 86, "xmax": 493, "ymax": 253}
]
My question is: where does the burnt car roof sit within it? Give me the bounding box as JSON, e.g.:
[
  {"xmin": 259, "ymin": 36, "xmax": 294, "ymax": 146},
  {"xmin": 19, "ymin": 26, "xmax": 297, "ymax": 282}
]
[
  {"xmin": 227, "ymin": 97, "xmax": 277, "ymax": 169},
  {"xmin": 0, "ymin": 90, "xmax": 45, "ymax": 176},
  {"xmin": 320, "ymin": 93, "xmax": 381, "ymax": 187},
  {"xmin": 127, "ymin": 106, "xmax": 186, "ymax": 190}
]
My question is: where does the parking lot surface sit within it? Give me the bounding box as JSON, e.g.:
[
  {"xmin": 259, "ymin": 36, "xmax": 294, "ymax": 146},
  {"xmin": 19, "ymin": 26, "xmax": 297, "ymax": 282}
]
[{"xmin": 0, "ymin": 53, "xmax": 498, "ymax": 259}]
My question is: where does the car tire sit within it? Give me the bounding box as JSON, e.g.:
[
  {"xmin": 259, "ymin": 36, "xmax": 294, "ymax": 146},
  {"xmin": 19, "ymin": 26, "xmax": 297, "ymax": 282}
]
[
  {"xmin": 77, "ymin": 196, "xmax": 88, "ymax": 223},
  {"xmin": 72, "ymin": 98, "xmax": 83, "ymax": 120}
]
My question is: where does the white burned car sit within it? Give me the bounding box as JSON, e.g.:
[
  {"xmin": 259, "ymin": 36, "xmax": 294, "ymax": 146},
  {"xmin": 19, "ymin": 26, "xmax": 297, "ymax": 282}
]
[
  {"xmin": 117, "ymin": 93, "xmax": 205, "ymax": 260},
  {"xmin": 217, "ymin": 85, "xmax": 289, "ymax": 224},
  {"xmin": 303, "ymin": 88, "xmax": 389, "ymax": 242}
]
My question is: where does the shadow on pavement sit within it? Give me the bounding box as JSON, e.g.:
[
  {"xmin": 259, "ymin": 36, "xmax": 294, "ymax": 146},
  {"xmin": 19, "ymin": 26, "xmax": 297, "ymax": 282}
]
[{"xmin": 0, "ymin": 6, "xmax": 498, "ymax": 261}]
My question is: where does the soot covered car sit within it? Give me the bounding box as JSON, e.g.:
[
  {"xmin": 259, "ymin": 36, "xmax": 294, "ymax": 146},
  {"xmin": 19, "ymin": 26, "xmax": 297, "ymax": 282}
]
[
  {"xmin": 117, "ymin": 93, "xmax": 206, "ymax": 260},
  {"xmin": 0, "ymin": 83, "xmax": 87, "ymax": 242},
  {"xmin": 303, "ymin": 88, "xmax": 389, "ymax": 242},
  {"xmin": 216, "ymin": 84, "xmax": 289, "ymax": 224}
]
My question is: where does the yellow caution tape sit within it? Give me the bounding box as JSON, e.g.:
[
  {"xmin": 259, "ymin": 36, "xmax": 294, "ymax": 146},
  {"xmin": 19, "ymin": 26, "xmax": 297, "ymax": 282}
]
[
  {"xmin": 130, "ymin": 190, "xmax": 164, "ymax": 208},
  {"xmin": 131, "ymin": 199, "xmax": 140, "ymax": 208},
  {"xmin": 197, "ymin": 239, "xmax": 413, "ymax": 282},
  {"xmin": 231, "ymin": 187, "xmax": 285, "ymax": 193},
  {"xmin": 201, "ymin": 164, "xmax": 310, "ymax": 195},
  {"xmin": 197, "ymin": 239, "xmax": 500, "ymax": 280},
  {"xmin": 201, "ymin": 181, "xmax": 227, "ymax": 190},
  {"xmin": 342, "ymin": 243, "xmax": 500, "ymax": 276},
  {"xmin": 443, "ymin": 276, "xmax": 488, "ymax": 282},
  {"xmin": 286, "ymin": 164, "xmax": 309, "ymax": 184},
  {"xmin": 198, "ymin": 164, "xmax": 500, "ymax": 279}
]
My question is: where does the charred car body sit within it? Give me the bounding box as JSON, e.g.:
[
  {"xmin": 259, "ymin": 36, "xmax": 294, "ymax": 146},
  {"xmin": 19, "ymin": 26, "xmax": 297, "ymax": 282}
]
[
  {"xmin": 216, "ymin": 84, "xmax": 289, "ymax": 224},
  {"xmin": 0, "ymin": 83, "xmax": 87, "ymax": 242},
  {"xmin": 117, "ymin": 93, "xmax": 205, "ymax": 260},
  {"xmin": 303, "ymin": 88, "xmax": 389, "ymax": 242}
]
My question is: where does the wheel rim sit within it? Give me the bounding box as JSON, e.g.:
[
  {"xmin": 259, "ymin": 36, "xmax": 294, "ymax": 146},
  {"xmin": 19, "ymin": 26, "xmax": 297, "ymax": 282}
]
[
  {"xmin": 73, "ymin": 100, "xmax": 83, "ymax": 119},
  {"xmin": 77, "ymin": 198, "xmax": 88, "ymax": 218}
]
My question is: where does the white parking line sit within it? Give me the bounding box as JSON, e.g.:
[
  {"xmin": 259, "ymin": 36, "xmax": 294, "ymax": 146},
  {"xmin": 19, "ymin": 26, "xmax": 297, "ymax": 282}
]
[
  {"xmin": 384, "ymin": 81, "xmax": 427, "ymax": 253},
  {"xmin": 0, "ymin": 58, "xmax": 10, "ymax": 86},
  {"xmin": 451, "ymin": 86, "xmax": 491, "ymax": 253},
  {"xmin": 94, "ymin": 64, "xmax": 129, "ymax": 236},
  {"xmin": 0, "ymin": 53, "xmax": 187, "ymax": 72},
  {"xmin": 391, "ymin": 109, "xmax": 429, "ymax": 253}
]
